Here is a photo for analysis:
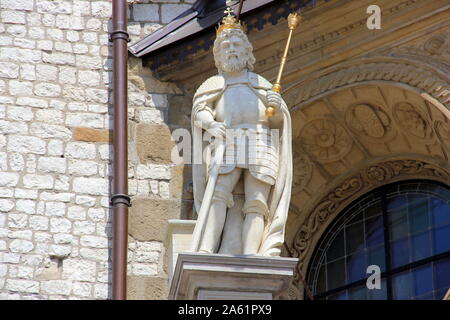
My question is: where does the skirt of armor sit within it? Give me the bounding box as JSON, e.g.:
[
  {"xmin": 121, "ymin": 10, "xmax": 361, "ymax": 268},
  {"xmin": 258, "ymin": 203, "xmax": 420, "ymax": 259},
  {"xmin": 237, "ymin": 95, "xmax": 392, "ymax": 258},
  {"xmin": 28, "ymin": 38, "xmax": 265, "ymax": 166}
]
[{"xmin": 216, "ymin": 127, "xmax": 279, "ymax": 185}]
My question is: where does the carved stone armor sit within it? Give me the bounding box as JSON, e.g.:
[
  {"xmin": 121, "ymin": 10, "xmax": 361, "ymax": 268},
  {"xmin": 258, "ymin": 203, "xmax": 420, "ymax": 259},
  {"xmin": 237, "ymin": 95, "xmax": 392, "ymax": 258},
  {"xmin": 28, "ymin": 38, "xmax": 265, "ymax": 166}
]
[{"xmin": 211, "ymin": 82, "xmax": 279, "ymax": 185}]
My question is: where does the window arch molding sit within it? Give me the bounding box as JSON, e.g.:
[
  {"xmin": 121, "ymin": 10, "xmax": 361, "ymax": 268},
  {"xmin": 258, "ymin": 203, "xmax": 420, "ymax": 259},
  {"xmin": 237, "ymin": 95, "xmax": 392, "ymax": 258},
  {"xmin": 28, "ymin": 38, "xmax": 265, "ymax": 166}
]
[{"xmin": 290, "ymin": 158, "xmax": 450, "ymax": 284}]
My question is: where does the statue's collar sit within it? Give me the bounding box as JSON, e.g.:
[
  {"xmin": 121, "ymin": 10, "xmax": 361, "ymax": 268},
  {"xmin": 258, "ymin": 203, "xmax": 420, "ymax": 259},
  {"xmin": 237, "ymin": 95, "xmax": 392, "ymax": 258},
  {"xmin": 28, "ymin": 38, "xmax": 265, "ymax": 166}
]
[{"xmin": 223, "ymin": 70, "xmax": 250, "ymax": 86}]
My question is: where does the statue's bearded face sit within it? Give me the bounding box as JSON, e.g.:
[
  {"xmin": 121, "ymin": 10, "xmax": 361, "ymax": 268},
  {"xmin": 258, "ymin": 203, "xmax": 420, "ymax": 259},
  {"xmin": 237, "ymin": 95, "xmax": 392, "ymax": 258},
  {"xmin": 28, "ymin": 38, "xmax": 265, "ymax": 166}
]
[
  {"xmin": 218, "ymin": 35, "xmax": 248, "ymax": 73},
  {"xmin": 213, "ymin": 30, "xmax": 255, "ymax": 74}
]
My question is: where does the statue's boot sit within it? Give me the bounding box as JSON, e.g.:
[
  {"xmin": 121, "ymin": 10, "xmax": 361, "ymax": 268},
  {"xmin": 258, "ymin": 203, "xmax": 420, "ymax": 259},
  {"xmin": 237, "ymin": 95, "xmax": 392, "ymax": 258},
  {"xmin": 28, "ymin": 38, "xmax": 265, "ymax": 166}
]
[
  {"xmin": 198, "ymin": 197, "xmax": 228, "ymax": 254},
  {"xmin": 242, "ymin": 199, "xmax": 268, "ymax": 254}
]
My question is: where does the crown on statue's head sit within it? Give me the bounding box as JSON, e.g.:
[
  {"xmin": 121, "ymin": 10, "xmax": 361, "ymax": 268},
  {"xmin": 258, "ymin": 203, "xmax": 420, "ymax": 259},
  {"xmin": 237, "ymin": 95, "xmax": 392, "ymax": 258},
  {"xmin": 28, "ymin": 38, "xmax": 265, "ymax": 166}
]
[{"xmin": 216, "ymin": 7, "xmax": 246, "ymax": 36}]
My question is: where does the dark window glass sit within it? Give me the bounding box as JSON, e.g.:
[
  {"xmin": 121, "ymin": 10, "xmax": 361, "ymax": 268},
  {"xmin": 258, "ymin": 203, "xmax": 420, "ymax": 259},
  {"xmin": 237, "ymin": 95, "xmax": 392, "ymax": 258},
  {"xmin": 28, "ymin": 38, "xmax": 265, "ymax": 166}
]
[
  {"xmin": 431, "ymin": 198, "xmax": 449, "ymax": 227},
  {"xmin": 392, "ymin": 271, "xmax": 412, "ymax": 300},
  {"xmin": 307, "ymin": 181, "xmax": 450, "ymax": 300},
  {"xmin": 433, "ymin": 224, "xmax": 450, "ymax": 254},
  {"xmin": 345, "ymin": 221, "xmax": 364, "ymax": 254},
  {"xmin": 346, "ymin": 250, "xmax": 366, "ymax": 283},
  {"xmin": 326, "ymin": 258, "xmax": 345, "ymax": 290},
  {"xmin": 326, "ymin": 230, "xmax": 344, "ymax": 261},
  {"xmin": 409, "ymin": 195, "xmax": 429, "ymax": 233},
  {"xmin": 348, "ymin": 285, "xmax": 367, "ymax": 300},
  {"xmin": 365, "ymin": 216, "xmax": 384, "ymax": 247},
  {"xmin": 367, "ymin": 245, "xmax": 385, "ymax": 272},
  {"xmin": 391, "ymin": 238, "xmax": 410, "ymax": 268},
  {"xmin": 413, "ymin": 264, "xmax": 432, "ymax": 297},
  {"xmin": 327, "ymin": 290, "xmax": 348, "ymax": 300},
  {"xmin": 435, "ymin": 258, "xmax": 450, "ymax": 293},
  {"xmin": 411, "ymin": 231, "xmax": 431, "ymax": 261}
]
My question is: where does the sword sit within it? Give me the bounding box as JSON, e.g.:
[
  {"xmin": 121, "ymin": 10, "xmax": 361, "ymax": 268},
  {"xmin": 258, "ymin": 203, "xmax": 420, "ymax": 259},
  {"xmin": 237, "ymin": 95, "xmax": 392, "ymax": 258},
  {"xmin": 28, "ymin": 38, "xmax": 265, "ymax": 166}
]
[
  {"xmin": 266, "ymin": 13, "xmax": 302, "ymax": 117},
  {"xmin": 190, "ymin": 116, "xmax": 231, "ymax": 252}
]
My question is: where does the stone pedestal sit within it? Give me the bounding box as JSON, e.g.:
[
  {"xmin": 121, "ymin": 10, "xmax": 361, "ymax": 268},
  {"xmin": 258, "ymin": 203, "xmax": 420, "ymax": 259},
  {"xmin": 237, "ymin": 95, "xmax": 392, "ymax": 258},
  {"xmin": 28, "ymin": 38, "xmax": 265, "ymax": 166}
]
[
  {"xmin": 164, "ymin": 219, "xmax": 196, "ymax": 284},
  {"xmin": 168, "ymin": 253, "xmax": 298, "ymax": 300}
]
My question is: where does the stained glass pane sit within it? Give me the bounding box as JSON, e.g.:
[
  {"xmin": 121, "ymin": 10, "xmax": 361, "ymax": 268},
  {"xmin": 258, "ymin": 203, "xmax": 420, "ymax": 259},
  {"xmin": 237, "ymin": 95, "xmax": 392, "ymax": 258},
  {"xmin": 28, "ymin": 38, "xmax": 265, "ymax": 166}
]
[
  {"xmin": 433, "ymin": 224, "xmax": 450, "ymax": 254},
  {"xmin": 346, "ymin": 250, "xmax": 366, "ymax": 283},
  {"xmin": 327, "ymin": 291, "xmax": 348, "ymax": 300},
  {"xmin": 348, "ymin": 285, "xmax": 367, "ymax": 300},
  {"xmin": 392, "ymin": 271, "xmax": 412, "ymax": 300},
  {"xmin": 365, "ymin": 216, "xmax": 384, "ymax": 247},
  {"xmin": 415, "ymin": 291, "xmax": 434, "ymax": 300},
  {"xmin": 367, "ymin": 245, "xmax": 386, "ymax": 272},
  {"xmin": 387, "ymin": 195, "xmax": 408, "ymax": 211},
  {"xmin": 434, "ymin": 258, "xmax": 450, "ymax": 291},
  {"xmin": 326, "ymin": 258, "xmax": 346, "ymax": 291},
  {"xmin": 391, "ymin": 238, "xmax": 410, "ymax": 268},
  {"xmin": 364, "ymin": 201, "xmax": 382, "ymax": 219},
  {"xmin": 388, "ymin": 207, "xmax": 408, "ymax": 241},
  {"xmin": 367, "ymin": 279, "xmax": 387, "ymax": 300},
  {"xmin": 411, "ymin": 231, "xmax": 431, "ymax": 262},
  {"xmin": 431, "ymin": 198, "xmax": 449, "ymax": 227},
  {"xmin": 326, "ymin": 230, "xmax": 344, "ymax": 262},
  {"xmin": 317, "ymin": 264, "xmax": 326, "ymax": 294},
  {"xmin": 345, "ymin": 221, "xmax": 364, "ymax": 254},
  {"xmin": 413, "ymin": 264, "xmax": 432, "ymax": 296},
  {"xmin": 408, "ymin": 195, "xmax": 429, "ymax": 234}
]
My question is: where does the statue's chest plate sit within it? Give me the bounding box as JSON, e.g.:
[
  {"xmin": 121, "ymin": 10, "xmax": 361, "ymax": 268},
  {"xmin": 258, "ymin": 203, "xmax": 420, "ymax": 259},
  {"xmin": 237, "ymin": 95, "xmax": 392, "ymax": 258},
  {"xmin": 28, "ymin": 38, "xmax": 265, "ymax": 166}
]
[{"xmin": 215, "ymin": 85, "xmax": 267, "ymax": 125}]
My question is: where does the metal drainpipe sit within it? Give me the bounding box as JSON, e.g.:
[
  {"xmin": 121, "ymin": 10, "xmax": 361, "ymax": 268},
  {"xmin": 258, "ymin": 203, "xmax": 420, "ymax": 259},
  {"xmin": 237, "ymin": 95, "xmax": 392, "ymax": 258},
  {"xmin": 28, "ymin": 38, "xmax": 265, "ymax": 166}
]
[{"xmin": 110, "ymin": 0, "xmax": 130, "ymax": 300}]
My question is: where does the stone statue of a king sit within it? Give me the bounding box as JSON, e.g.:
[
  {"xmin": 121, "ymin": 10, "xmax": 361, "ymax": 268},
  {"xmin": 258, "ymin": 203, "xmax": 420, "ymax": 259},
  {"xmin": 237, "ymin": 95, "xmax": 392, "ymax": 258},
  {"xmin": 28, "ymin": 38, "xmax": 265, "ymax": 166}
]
[{"xmin": 190, "ymin": 10, "xmax": 292, "ymax": 257}]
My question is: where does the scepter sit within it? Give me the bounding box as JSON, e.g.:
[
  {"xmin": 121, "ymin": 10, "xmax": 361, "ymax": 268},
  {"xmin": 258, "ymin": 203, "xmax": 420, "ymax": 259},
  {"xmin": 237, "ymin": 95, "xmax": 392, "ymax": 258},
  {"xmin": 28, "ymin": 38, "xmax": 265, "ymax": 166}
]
[{"xmin": 266, "ymin": 13, "xmax": 302, "ymax": 117}]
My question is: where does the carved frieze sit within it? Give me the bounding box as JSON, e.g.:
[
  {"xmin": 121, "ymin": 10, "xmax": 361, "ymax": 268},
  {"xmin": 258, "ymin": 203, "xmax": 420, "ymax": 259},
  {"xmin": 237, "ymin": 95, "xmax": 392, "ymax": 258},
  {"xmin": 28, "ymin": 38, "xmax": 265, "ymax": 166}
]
[
  {"xmin": 383, "ymin": 32, "xmax": 449, "ymax": 65},
  {"xmin": 288, "ymin": 62, "xmax": 450, "ymax": 109}
]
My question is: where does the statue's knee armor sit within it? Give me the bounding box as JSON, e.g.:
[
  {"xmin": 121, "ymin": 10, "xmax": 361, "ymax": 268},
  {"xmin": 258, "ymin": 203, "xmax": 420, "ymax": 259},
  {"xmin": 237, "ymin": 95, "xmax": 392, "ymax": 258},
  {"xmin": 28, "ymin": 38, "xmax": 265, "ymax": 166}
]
[
  {"xmin": 242, "ymin": 195, "xmax": 269, "ymax": 219},
  {"xmin": 212, "ymin": 183, "xmax": 234, "ymax": 208}
]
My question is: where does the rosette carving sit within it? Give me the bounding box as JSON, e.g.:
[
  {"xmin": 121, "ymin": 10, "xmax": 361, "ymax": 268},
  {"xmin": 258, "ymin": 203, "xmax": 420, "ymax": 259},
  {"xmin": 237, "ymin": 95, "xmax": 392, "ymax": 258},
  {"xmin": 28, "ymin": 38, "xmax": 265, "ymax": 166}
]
[{"xmin": 299, "ymin": 119, "xmax": 352, "ymax": 163}]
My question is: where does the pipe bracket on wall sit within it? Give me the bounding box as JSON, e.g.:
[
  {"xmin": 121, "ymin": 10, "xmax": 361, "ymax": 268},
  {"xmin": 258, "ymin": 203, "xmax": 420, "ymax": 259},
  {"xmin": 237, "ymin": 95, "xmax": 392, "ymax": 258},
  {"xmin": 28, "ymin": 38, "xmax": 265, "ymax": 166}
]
[
  {"xmin": 110, "ymin": 30, "xmax": 130, "ymax": 42},
  {"xmin": 110, "ymin": 194, "xmax": 132, "ymax": 207}
]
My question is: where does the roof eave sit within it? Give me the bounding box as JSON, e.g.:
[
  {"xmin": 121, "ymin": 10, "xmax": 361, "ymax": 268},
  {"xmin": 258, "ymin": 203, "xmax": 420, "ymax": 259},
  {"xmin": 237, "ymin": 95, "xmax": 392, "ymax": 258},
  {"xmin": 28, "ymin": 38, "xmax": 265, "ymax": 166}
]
[{"xmin": 128, "ymin": 0, "xmax": 277, "ymax": 58}]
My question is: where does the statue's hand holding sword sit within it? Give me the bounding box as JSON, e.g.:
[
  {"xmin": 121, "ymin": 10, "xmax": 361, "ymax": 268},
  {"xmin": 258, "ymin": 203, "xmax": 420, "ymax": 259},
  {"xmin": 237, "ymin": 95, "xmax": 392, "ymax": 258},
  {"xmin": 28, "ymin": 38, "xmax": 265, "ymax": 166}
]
[{"xmin": 190, "ymin": 116, "xmax": 230, "ymax": 252}]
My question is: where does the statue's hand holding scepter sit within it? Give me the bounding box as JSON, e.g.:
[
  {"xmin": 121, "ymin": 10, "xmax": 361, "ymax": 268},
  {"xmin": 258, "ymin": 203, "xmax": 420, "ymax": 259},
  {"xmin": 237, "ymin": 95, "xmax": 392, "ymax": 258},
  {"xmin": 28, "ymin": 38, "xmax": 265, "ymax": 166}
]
[{"xmin": 266, "ymin": 13, "xmax": 302, "ymax": 117}]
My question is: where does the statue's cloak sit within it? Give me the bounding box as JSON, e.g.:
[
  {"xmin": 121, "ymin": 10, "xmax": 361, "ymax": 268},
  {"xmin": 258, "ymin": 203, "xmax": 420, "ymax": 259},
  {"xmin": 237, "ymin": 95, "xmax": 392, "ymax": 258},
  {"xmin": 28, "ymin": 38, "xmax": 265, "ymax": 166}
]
[{"xmin": 191, "ymin": 72, "xmax": 292, "ymax": 256}]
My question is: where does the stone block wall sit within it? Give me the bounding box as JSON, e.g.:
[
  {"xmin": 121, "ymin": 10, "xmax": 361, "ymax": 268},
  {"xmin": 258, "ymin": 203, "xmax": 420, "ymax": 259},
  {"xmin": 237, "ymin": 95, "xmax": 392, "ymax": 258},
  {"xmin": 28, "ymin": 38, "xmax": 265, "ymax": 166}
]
[{"xmin": 0, "ymin": 0, "xmax": 194, "ymax": 300}]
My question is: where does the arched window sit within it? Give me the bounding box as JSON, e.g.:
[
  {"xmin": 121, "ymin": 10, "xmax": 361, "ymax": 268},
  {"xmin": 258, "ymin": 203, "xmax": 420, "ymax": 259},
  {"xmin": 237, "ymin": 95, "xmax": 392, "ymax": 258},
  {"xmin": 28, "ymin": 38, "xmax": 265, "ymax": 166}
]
[{"xmin": 307, "ymin": 181, "xmax": 450, "ymax": 300}]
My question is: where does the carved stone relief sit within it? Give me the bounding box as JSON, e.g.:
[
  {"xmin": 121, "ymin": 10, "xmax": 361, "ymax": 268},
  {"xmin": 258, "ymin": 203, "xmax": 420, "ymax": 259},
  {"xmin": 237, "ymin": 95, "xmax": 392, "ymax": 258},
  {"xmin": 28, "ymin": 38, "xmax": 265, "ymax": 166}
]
[
  {"xmin": 289, "ymin": 81, "xmax": 449, "ymax": 208},
  {"xmin": 424, "ymin": 35, "xmax": 447, "ymax": 56},
  {"xmin": 435, "ymin": 120, "xmax": 450, "ymax": 151},
  {"xmin": 383, "ymin": 32, "xmax": 450, "ymax": 65},
  {"xmin": 299, "ymin": 119, "xmax": 352, "ymax": 163},
  {"xmin": 292, "ymin": 153, "xmax": 313, "ymax": 194},
  {"xmin": 392, "ymin": 102, "xmax": 434, "ymax": 143},
  {"xmin": 284, "ymin": 59, "xmax": 450, "ymax": 295},
  {"xmin": 344, "ymin": 103, "xmax": 394, "ymax": 142}
]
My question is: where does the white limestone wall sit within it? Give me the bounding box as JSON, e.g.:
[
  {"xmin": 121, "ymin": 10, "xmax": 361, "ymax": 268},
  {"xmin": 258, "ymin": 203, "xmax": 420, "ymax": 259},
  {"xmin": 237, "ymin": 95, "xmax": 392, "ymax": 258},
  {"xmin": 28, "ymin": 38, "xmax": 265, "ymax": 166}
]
[{"xmin": 0, "ymin": 0, "xmax": 189, "ymax": 300}]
